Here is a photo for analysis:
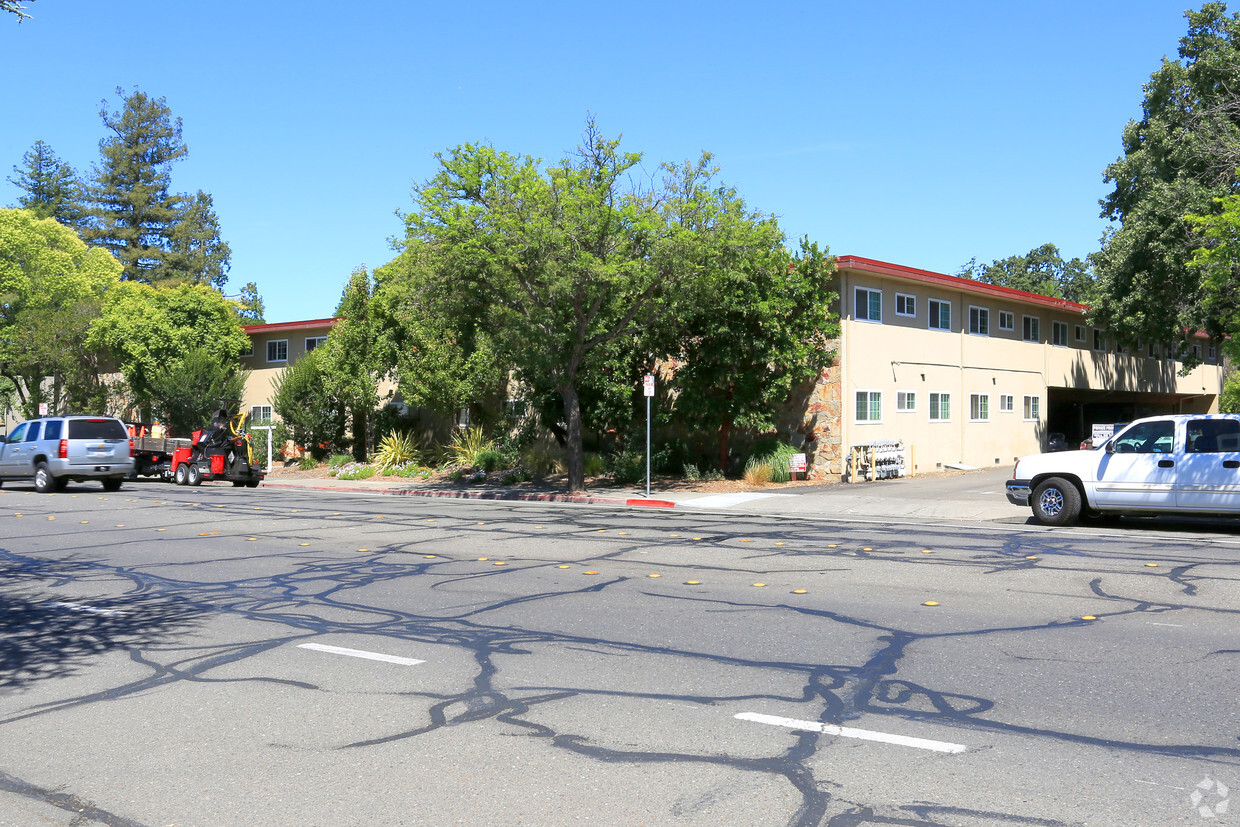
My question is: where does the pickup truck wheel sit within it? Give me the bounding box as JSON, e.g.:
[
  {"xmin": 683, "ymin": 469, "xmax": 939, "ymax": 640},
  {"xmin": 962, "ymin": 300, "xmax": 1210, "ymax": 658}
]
[
  {"xmin": 1032, "ymin": 477, "xmax": 1081, "ymax": 526},
  {"xmin": 34, "ymin": 462, "xmax": 56, "ymax": 494},
  {"xmin": 187, "ymin": 463, "xmax": 203, "ymax": 486},
  {"xmin": 174, "ymin": 464, "xmax": 189, "ymax": 485}
]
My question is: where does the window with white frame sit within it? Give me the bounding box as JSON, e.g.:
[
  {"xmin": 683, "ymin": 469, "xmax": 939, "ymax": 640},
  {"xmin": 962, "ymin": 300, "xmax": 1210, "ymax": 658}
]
[
  {"xmin": 1051, "ymin": 321, "xmax": 1068, "ymax": 346},
  {"xmin": 1023, "ymin": 395, "xmax": 1041, "ymax": 421},
  {"xmin": 1023, "ymin": 315, "xmax": 1041, "ymax": 342},
  {"xmin": 1075, "ymin": 325, "xmax": 1086, "ymax": 342},
  {"xmin": 895, "ymin": 293, "xmax": 916, "ymax": 317},
  {"xmin": 305, "ymin": 336, "xmax": 328, "ymax": 352},
  {"xmin": 929, "ymin": 392, "xmax": 951, "ymax": 421},
  {"xmin": 1147, "ymin": 341, "xmax": 1159, "ymax": 358},
  {"xmin": 897, "ymin": 390, "xmax": 916, "ymax": 412},
  {"xmin": 969, "ymin": 393, "xmax": 990, "ymax": 422},
  {"xmin": 1093, "ymin": 329, "xmax": 1106, "ymax": 351},
  {"xmin": 999, "ymin": 394, "xmax": 1015, "ymax": 412},
  {"xmin": 855, "ymin": 287, "xmax": 882, "ymax": 322},
  {"xmin": 928, "ymin": 299, "xmax": 951, "ymax": 331},
  {"xmin": 998, "ymin": 310, "xmax": 1014, "ymax": 331},
  {"xmin": 250, "ymin": 405, "xmax": 273, "ymax": 424},
  {"xmin": 1193, "ymin": 343, "xmax": 1203, "ymax": 361},
  {"xmin": 266, "ymin": 339, "xmax": 288, "ymax": 362},
  {"xmin": 855, "ymin": 390, "xmax": 882, "ymax": 422},
  {"xmin": 1210, "ymin": 344, "xmax": 1218, "ymax": 361},
  {"xmin": 969, "ymin": 306, "xmax": 989, "ymax": 336}
]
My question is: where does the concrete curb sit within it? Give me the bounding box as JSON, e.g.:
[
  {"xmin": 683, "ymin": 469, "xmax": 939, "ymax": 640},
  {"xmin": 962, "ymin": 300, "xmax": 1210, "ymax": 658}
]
[{"xmin": 259, "ymin": 480, "xmax": 679, "ymax": 508}]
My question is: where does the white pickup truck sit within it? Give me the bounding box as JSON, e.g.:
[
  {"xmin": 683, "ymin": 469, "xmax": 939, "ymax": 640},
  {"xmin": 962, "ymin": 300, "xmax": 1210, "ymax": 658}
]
[{"xmin": 1006, "ymin": 414, "xmax": 1240, "ymax": 525}]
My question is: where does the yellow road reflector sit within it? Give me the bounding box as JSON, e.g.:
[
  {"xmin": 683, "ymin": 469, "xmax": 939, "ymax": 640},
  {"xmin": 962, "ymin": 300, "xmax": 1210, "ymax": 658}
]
[
  {"xmin": 752, "ymin": 582, "xmax": 766, "ymax": 587},
  {"xmin": 1081, "ymin": 615, "xmax": 1097, "ymax": 620},
  {"xmin": 921, "ymin": 550, "xmax": 933, "ymax": 554},
  {"xmin": 156, "ymin": 528, "xmax": 166, "ymax": 532},
  {"xmin": 556, "ymin": 564, "xmax": 571, "ymax": 569},
  {"xmin": 358, "ymin": 548, "xmax": 369, "ymax": 552},
  {"xmin": 115, "ymin": 524, "xmax": 125, "ymax": 527},
  {"xmin": 493, "ymin": 561, "xmax": 507, "ymax": 566},
  {"xmin": 47, "ymin": 516, "xmax": 55, "ymax": 521},
  {"xmin": 618, "ymin": 532, "xmax": 628, "ymax": 535},
  {"xmin": 199, "ymin": 532, "xmax": 220, "ymax": 536},
  {"xmin": 827, "ymin": 544, "xmax": 837, "ymax": 548},
  {"xmin": 774, "ymin": 542, "xmax": 785, "ymax": 546},
  {"xmin": 685, "ymin": 580, "xmax": 701, "ymax": 585},
  {"xmin": 863, "ymin": 547, "xmax": 872, "ymax": 551},
  {"xmin": 692, "ymin": 537, "xmax": 703, "ymax": 541},
  {"xmin": 596, "ymin": 529, "xmax": 606, "ymax": 533},
  {"xmin": 583, "ymin": 570, "xmax": 599, "ymax": 575},
  {"xmin": 477, "ymin": 522, "xmax": 486, "ymax": 525},
  {"xmin": 80, "ymin": 521, "xmax": 88, "ymax": 524},
  {"xmin": 740, "ymin": 538, "xmax": 752, "ymax": 542},
  {"xmin": 477, "ymin": 557, "xmax": 488, "ymax": 561},
  {"xmin": 1145, "ymin": 563, "xmax": 1159, "ymax": 567},
  {"xmin": 424, "ymin": 555, "xmax": 437, "ymax": 559},
  {"xmin": 792, "ymin": 589, "xmax": 808, "ymax": 594},
  {"xmin": 670, "ymin": 533, "xmax": 680, "ymax": 537},
  {"xmin": 300, "ymin": 542, "xmax": 310, "ymax": 546},
  {"xmin": 1025, "ymin": 555, "xmax": 1038, "ymax": 560},
  {"xmin": 648, "ymin": 573, "xmax": 661, "ymax": 578},
  {"xmin": 534, "ymin": 525, "xmax": 543, "ymax": 529},
  {"xmin": 923, "ymin": 601, "xmax": 940, "ymax": 606},
  {"xmin": 247, "ymin": 537, "xmax": 257, "ymax": 541},
  {"xmin": 376, "ymin": 516, "xmax": 385, "ymax": 519}
]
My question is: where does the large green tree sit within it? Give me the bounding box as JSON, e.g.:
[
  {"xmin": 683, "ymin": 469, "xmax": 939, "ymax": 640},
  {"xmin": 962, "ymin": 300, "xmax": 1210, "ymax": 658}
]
[
  {"xmin": 317, "ymin": 267, "xmax": 389, "ymax": 461},
  {"xmin": 9, "ymin": 140, "xmax": 87, "ymax": 229},
  {"xmin": 86, "ymin": 282, "xmax": 250, "ymax": 429},
  {"xmin": 1091, "ymin": 3, "xmax": 1240, "ymax": 356},
  {"xmin": 0, "ymin": 209, "xmax": 121, "ymax": 417},
  {"xmin": 269, "ymin": 349, "xmax": 347, "ymax": 459},
  {"xmin": 84, "ymin": 89, "xmax": 231, "ymax": 288},
  {"xmin": 386, "ymin": 121, "xmax": 834, "ymax": 491},
  {"xmin": 958, "ymin": 243, "xmax": 1095, "ymax": 304}
]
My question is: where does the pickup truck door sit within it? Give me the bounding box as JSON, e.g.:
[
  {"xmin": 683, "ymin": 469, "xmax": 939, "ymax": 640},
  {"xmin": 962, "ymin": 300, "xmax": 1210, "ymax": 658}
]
[
  {"xmin": 1093, "ymin": 419, "xmax": 1178, "ymax": 508},
  {"xmin": 1176, "ymin": 418, "xmax": 1240, "ymax": 511}
]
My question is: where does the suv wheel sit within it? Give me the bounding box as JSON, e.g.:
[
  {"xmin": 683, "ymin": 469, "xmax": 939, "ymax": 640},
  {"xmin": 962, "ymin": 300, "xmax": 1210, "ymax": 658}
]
[
  {"xmin": 34, "ymin": 462, "xmax": 56, "ymax": 494},
  {"xmin": 102, "ymin": 478, "xmax": 123, "ymax": 492},
  {"xmin": 1032, "ymin": 477, "xmax": 1081, "ymax": 526}
]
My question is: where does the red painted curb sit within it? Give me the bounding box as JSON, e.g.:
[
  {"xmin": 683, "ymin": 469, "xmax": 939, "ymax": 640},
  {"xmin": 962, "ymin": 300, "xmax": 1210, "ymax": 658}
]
[{"xmin": 625, "ymin": 498, "xmax": 676, "ymax": 508}]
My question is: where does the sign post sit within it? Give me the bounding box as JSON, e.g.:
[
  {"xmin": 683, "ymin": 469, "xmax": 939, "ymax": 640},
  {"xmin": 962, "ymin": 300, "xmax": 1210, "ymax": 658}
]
[{"xmin": 643, "ymin": 374, "xmax": 655, "ymax": 498}]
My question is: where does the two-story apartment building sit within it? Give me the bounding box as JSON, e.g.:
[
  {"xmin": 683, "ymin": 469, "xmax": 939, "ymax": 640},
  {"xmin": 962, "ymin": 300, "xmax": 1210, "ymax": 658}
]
[
  {"xmin": 238, "ymin": 317, "xmax": 341, "ymax": 425},
  {"xmin": 788, "ymin": 256, "xmax": 1224, "ymax": 477}
]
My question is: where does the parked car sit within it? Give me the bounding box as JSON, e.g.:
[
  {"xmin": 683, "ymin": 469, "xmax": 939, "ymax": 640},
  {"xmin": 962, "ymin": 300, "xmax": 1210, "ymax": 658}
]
[
  {"xmin": 1006, "ymin": 414, "xmax": 1240, "ymax": 525},
  {"xmin": 1047, "ymin": 433, "xmax": 1071, "ymax": 452},
  {"xmin": 0, "ymin": 415, "xmax": 134, "ymax": 493}
]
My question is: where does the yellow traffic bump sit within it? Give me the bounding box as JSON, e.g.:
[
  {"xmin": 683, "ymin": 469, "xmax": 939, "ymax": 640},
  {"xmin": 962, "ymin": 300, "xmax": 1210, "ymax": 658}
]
[
  {"xmin": 618, "ymin": 532, "xmax": 628, "ymax": 535},
  {"xmin": 359, "ymin": 548, "xmax": 369, "ymax": 552},
  {"xmin": 333, "ymin": 512, "xmax": 340, "ymax": 516},
  {"xmin": 199, "ymin": 532, "xmax": 220, "ymax": 536},
  {"xmin": 557, "ymin": 565, "xmax": 571, "ymax": 569},
  {"xmin": 47, "ymin": 516, "xmax": 55, "ymax": 521},
  {"xmin": 751, "ymin": 582, "xmax": 766, "ymax": 587},
  {"xmin": 923, "ymin": 601, "xmax": 940, "ymax": 606},
  {"xmin": 1025, "ymin": 555, "xmax": 1038, "ymax": 560},
  {"xmin": 583, "ymin": 570, "xmax": 599, "ymax": 575},
  {"xmin": 647, "ymin": 573, "xmax": 661, "ymax": 578},
  {"xmin": 774, "ymin": 542, "xmax": 785, "ymax": 546},
  {"xmin": 291, "ymin": 510, "xmax": 299, "ymax": 513},
  {"xmin": 376, "ymin": 516, "xmax": 385, "ymax": 519},
  {"xmin": 427, "ymin": 519, "xmax": 435, "ymax": 522},
  {"xmin": 424, "ymin": 555, "xmax": 437, "ymax": 559},
  {"xmin": 596, "ymin": 529, "xmax": 606, "ymax": 533},
  {"xmin": 692, "ymin": 537, "xmax": 703, "ymax": 541},
  {"xmin": 14, "ymin": 513, "xmax": 21, "ymax": 517},
  {"xmin": 792, "ymin": 589, "xmax": 808, "ymax": 594},
  {"xmin": 1081, "ymin": 615, "xmax": 1097, "ymax": 620},
  {"xmin": 80, "ymin": 521, "xmax": 88, "ymax": 524},
  {"xmin": 534, "ymin": 525, "xmax": 543, "ymax": 529},
  {"xmin": 493, "ymin": 561, "xmax": 507, "ymax": 566},
  {"xmin": 1145, "ymin": 563, "xmax": 1159, "ymax": 567},
  {"xmin": 863, "ymin": 547, "xmax": 873, "ymax": 551},
  {"xmin": 299, "ymin": 542, "xmax": 310, "ymax": 546},
  {"xmin": 247, "ymin": 537, "xmax": 258, "ymax": 541},
  {"xmin": 740, "ymin": 538, "xmax": 752, "ymax": 543},
  {"xmin": 156, "ymin": 528, "xmax": 166, "ymax": 532},
  {"xmin": 670, "ymin": 533, "xmax": 680, "ymax": 537},
  {"xmin": 685, "ymin": 580, "xmax": 702, "ymax": 585},
  {"xmin": 115, "ymin": 524, "xmax": 125, "ymax": 528},
  {"xmin": 827, "ymin": 544, "xmax": 837, "ymax": 548},
  {"xmin": 477, "ymin": 556, "xmax": 489, "ymax": 561},
  {"xmin": 921, "ymin": 550, "xmax": 933, "ymax": 554}
]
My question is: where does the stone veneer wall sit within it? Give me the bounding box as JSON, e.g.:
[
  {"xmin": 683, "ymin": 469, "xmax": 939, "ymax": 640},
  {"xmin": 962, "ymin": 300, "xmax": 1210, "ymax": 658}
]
[{"xmin": 776, "ymin": 344, "xmax": 843, "ymax": 479}]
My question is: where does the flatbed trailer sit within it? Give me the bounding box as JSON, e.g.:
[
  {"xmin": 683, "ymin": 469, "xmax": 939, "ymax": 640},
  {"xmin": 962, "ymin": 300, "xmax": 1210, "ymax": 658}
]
[{"xmin": 131, "ymin": 432, "xmax": 265, "ymax": 487}]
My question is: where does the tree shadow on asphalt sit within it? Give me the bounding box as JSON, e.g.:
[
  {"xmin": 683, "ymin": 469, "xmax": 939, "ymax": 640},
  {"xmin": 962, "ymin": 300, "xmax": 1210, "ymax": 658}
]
[{"xmin": 0, "ymin": 557, "xmax": 207, "ymax": 692}]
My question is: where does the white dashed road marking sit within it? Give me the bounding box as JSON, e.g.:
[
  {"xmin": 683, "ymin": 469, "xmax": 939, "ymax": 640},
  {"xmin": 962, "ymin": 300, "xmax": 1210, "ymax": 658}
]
[
  {"xmin": 297, "ymin": 643, "xmax": 426, "ymax": 666},
  {"xmin": 736, "ymin": 711, "xmax": 968, "ymax": 754}
]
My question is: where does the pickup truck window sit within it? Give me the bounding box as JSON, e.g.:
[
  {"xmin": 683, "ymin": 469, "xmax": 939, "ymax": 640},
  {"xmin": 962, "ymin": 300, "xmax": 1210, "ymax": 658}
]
[
  {"xmin": 1187, "ymin": 419, "xmax": 1240, "ymax": 453},
  {"xmin": 1112, "ymin": 420, "xmax": 1175, "ymax": 454}
]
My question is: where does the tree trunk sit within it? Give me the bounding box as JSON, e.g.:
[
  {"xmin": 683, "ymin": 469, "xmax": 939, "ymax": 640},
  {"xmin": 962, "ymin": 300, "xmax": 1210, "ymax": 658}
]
[
  {"xmin": 351, "ymin": 403, "xmax": 367, "ymax": 462},
  {"xmin": 561, "ymin": 383, "xmax": 586, "ymax": 493}
]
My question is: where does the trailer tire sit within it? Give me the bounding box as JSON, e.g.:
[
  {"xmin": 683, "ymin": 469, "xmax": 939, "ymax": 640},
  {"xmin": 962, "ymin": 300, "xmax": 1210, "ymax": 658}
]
[
  {"xmin": 174, "ymin": 464, "xmax": 189, "ymax": 485},
  {"xmin": 187, "ymin": 464, "xmax": 203, "ymax": 486}
]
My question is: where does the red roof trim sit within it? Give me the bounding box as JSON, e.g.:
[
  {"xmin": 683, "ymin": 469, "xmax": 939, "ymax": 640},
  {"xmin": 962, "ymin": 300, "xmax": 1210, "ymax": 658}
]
[
  {"xmin": 835, "ymin": 256, "xmax": 1091, "ymax": 313},
  {"xmin": 243, "ymin": 317, "xmax": 341, "ymax": 334}
]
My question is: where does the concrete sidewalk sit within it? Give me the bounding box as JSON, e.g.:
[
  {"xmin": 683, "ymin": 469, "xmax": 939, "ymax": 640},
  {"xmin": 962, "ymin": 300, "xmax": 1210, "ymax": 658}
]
[{"xmin": 256, "ymin": 466, "xmax": 1022, "ymax": 523}]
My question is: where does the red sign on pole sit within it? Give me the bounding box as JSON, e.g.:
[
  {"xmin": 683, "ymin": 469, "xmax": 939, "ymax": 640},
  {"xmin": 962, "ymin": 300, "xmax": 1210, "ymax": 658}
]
[{"xmin": 643, "ymin": 374, "xmax": 655, "ymax": 397}]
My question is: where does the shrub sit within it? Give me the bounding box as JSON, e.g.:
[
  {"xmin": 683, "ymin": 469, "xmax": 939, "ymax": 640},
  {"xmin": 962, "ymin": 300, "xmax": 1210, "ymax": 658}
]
[
  {"xmin": 447, "ymin": 426, "xmax": 496, "ymax": 468},
  {"xmin": 476, "ymin": 448, "xmax": 505, "ymax": 473},
  {"xmin": 499, "ymin": 468, "xmax": 530, "ymax": 485},
  {"xmin": 583, "ymin": 452, "xmax": 606, "ymax": 477},
  {"xmin": 608, "ymin": 449, "xmax": 646, "ymax": 485},
  {"xmin": 743, "ymin": 457, "xmax": 774, "ymax": 485},
  {"xmin": 298, "ymin": 454, "xmax": 318, "ymax": 471},
  {"xmin": 521, "ymin": 444, "xmax": 564, "ymax": 477},
  {"xmin": 683, "ymin": 463, "xmax": 701, "ymax": 481},
  {"xmin": 393, "ymin": 463, "xmax": 433, "ymax": 479},
  {"xmin": 746, "ymin": 441, "xmax": 799, "ymax": 483},
  {"xmin": 327, "ymin": 453, "xmax": 353, "ymax": 470},
  {"xmin": 373, "ymin": 431, "xmax": 423, "ymax": 471}
]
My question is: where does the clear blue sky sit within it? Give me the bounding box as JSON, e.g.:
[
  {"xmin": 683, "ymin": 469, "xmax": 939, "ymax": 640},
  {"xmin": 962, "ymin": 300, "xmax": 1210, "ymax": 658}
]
[{"xmin": 1, "ymin": 1, "xmax": 1205, "ymax": 323}]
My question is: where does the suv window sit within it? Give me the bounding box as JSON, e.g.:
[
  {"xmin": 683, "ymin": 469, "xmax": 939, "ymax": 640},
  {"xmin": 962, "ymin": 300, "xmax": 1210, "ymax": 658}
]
[
  {"xmin": 24, "ymin": 422, "xmax": 42, "ymax": 442},
  {"xmin": 1187, "ymin": 419, "xmax": 1240, "ymax": 453},
  {"xmin": 1112, "ymin": 420, "xmax": 1175, "ymax": 454},
  {"xmin": 7, "ymin": 423, "xmax": 27, "ymax": 443},
  {"xmin": 67, "ymin": 419, "xmax": 127, "ymax": 440},
  {"xmin": 43, "ymin": 419, "xmax": 63, "ymax": 440}
]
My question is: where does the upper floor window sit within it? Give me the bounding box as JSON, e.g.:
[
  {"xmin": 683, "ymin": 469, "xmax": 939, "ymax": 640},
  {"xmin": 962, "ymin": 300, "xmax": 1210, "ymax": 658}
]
[
  {"xmin": 306, "ymin": 336, "xmax": 328, "ymax": 352},
  {"xmin": 1093, "ymin": 329, "xmax": 1106, "ymax": 352},
  {"xmin": 897, "ymin": 390, "xmax": 916, "ymax": 412},
  {"xmin": 1023, "ymin": 316, "xmax": 1041, "ymax": 342},
  {"xmin": 929, "ymin": 392, "xmax": 951, "ymax": 421},
  {"xmin": 1074, "ymin": 325, "xmax": 1086, "ymax": 342},
  {"xmin": 928, "ymin": 299, "xmax": 951, "ymax": 331},
  {"xmin": 1023, "ymin": 395, "xmax": 1041, "ymax": 421},
  {"xmin": 855, "ymin": 287, "xmax": 882, "ymax": 323},
  {"xmin": 998, "ymin": 310, "xmax": 1014, "ymax": 331},
  {"xmin": 1051, "ymin": 321, "xmax": 1068, "ymax": 347},
  {"xmin": 999, "ymin": 394, "xmax": 1015, "ymax": 412},
  {"xmin": 895, "ymin": 293, "xmax": 916, "ymax": 318},
  {"xmin": 855, "ymin": 390, "xmax": 882, "ymax": 422},
  {"xmin": 969, "ymin": 393, "xmax": 990, "ymax": 422},
  {"xmin": 266, "ymin": 339, "xmax": 288, "ymax": 362},
  {"xmin": 1147, "ymin": 342, "xmax": 1159, "ymax": 358},
  {"xmin": 969, "ymin": 306, "xmax": 989, "ymax": 336}
]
